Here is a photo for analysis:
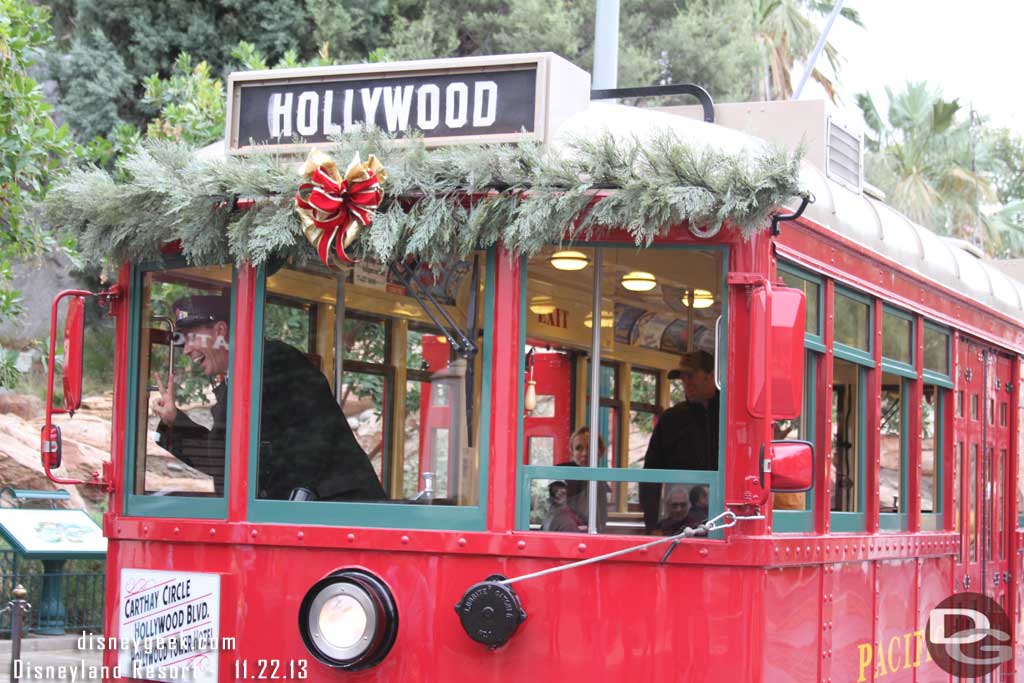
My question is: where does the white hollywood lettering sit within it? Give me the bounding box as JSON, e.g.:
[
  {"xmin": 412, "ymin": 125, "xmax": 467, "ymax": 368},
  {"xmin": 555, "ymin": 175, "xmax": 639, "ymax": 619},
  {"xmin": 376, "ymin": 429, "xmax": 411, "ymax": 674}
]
[
  {"xmin": 360, "ymin": 87, "xmax": 383, "ymax": 127},
  {"xmin": 416, "ymin": 84, "xmax": 440, "ymax": 130},
  {"xmin": 473, "ymin": 80, "xmax": 498, "ymax": 127},
  {"xmin": 445, "ymin": 82, "xmax": 469, "ymax": 128},
  {"xmin": 383, "ymin": 85, "xmax": 415, "ymax": 132},
  {"xmin": 323, "ymin": 90, "xmax": 341, "ymax": 136},
  {"xmin": 296, "ymin": 91, "xmax": 319, "ymax": 136},
  {"xmin": 342, "ymin": 89, "xmax": 356, "ymax": 132},
  {"xmin": 267, "ymin": 92, "xmax": 293, "ymax": 139}
]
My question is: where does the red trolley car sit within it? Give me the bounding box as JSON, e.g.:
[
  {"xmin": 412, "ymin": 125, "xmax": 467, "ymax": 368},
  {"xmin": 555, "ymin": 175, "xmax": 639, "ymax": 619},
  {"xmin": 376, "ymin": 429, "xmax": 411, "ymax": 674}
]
[{"xmin": 42, "ymin": 54, "xmax": 1024, "ymax": 682}]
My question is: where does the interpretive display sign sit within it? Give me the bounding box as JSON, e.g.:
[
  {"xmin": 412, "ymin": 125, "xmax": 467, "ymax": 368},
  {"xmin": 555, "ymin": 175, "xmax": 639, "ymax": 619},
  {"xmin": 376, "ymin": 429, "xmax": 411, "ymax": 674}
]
[{"xmin": 0, "ymin": 508, "xmax": 106, "ymax": 558}]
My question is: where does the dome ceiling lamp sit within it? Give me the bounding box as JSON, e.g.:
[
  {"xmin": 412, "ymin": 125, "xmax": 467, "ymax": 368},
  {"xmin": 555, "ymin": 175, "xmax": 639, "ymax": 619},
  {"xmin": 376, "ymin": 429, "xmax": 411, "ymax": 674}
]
[
  {"xmin": 620, "ymin": 271, "xmax": 657, "ymax": 292},
  {"xmin": 549, "ymin": 250, "xmax": 590, "ymax": 271},
  {"xmin": 682, "ymin": 289, "xmax": 714, "ymax": 309}
]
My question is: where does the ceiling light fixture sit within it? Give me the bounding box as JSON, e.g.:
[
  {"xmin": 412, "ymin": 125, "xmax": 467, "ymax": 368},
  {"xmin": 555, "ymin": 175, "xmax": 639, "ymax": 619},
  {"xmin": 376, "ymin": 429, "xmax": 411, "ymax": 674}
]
[
  {"xmin": 620, "ymin": 271, "xmax": 657, "ymax": 292},
  {"xmin": 682, "ymin": 289, "xmax": 715, "ymax": 309},
  {"xmin": 549, "ymin": 250, "xmax": 589, "ymax": 271}
]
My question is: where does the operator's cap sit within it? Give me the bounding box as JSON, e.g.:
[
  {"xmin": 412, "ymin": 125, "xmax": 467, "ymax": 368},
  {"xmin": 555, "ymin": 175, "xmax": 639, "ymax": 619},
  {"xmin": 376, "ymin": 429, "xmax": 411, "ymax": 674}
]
[
  {"xmin": 171, "ymin": 294, "xmax": 230, "ymax": 330},
  {"xmin": 667, "ymin": 350, "xmax": 714, "ymax": 379}
]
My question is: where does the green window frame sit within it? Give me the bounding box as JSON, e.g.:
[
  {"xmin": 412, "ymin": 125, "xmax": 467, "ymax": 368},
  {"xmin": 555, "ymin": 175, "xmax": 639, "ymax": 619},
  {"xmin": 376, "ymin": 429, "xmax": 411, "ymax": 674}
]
[
  {"xmin": 245, "ymin": 251, "xmax": 496, "ymax": 530},
  {"xmin": 515, "ymin": 244, "xmax": 729, "ymax": 535},
  {"xmin": 830, "ymin": 285, "xmax": 872, "ymax": 532},
  {"xmin": 123, "ymin": 259, "xmax": 237, "ymax": 519},
  {"xmin": 772, "ymin": 350, "xmax": 818, "ymax": 533},
  {"xmin": 778, "ymin": 262, "xmax": 824, "ymax": 349},
  {"xmin": 922, "ymin": 322, "xmax": 953, "ymax": 387},
  {"xmin": 879, "ymin": 377, "xmax": 910, "ymax": 531}
]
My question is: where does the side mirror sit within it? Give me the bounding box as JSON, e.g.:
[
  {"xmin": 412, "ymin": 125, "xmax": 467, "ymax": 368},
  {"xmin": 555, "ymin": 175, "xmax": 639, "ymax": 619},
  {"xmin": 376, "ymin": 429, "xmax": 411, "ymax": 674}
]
[
  {"xmin": 767, "ymin": 440, "xmax": 814, "ymax": 492},
  {"xmin": 748, "ymin": 285, "xmax": 806, "ymax": 419},
  {"xmin": 62, "ymin": 295, "xmax": 86, "ymax": 413}
]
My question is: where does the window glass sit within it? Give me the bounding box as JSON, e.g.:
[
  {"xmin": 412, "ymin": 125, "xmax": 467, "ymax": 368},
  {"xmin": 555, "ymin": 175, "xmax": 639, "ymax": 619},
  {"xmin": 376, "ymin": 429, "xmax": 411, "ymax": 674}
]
[
  {"xmin": 882, "ymin": 311, "xmax": 912, "ymax": 364},
  {"xmin": 880, "ymin": 374, "xmax": 904, "ymax": 517},
  {"xmin": 779, "ymin": 270, "xmax": 819, "ymax": 336},
  {"xmin": 954, "ymin": 442, "xmax": 962, "ymax": 533},
  {"xmin": 254, "ymin": 255, "xmax": 485, "ymax": 506},
  {"xmin": 834, "ymin": 292, "xmax": 870, "ymax": 351},
  {"xmin": 135, "ymin": 265, "xmax": 233, "ymax": 498},
  {"xmin": 920, "ymin": 386, "xmax": 941, "ymax": 530},
  {"xmin": 831, "ymin": 358, "xmax": 862, "ymax": 513},
  {"xmin": 773, "ymin": 352, "xmax": 816, "ymax": 515},
  {"xmin": 923, "ymin": 326, "xmax": 949, "ymax": 374},
  {"xmin": 522, "ymin": 245, "xmax": 724, "ymax": 535}
]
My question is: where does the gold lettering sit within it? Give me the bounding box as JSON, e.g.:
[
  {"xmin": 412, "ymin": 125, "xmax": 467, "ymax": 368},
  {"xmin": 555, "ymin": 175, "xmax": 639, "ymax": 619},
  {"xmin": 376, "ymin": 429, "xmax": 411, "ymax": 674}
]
[
  {"xmin": 875, "ymin": 641, "xmax": 888, "ymax": 677},
  {"xmin": 904, "ymin": 633, "xmax": 912, "ymax": 669},
  {"xmin": 887, "ymin": 636, "xmax": 902, "ymax": 673},
  {"xmin": 857, "ymin": 643, "xmax": 873, "ymax": 682},
  {"xmin": 912, "ymin": 630, "xmax": 925, "ymax": 667}
]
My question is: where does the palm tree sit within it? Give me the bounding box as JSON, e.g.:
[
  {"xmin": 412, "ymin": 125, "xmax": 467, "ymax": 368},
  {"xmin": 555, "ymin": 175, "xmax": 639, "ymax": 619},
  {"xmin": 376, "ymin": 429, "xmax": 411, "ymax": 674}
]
[
  {"xmin": 856, "ymin": 82, "xmax": 1024, "ymax": 255},
  {"xmin": 753, "ymin": 0, "xmax": 862, "ymax": 101}
]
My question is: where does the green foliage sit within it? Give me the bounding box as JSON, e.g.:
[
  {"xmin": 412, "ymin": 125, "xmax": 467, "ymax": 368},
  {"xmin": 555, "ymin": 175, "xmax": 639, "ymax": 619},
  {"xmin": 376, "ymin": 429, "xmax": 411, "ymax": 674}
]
[
  {"xmin": 45, "ymin": 130, "xmax": 804, "ymax": 269},
  {"xmin": 857, "ymin": 82, "xmax": 1024, "ymax": 255},
  {"xmin": 53, "ymin": 28, "xmax": 135, "ymax": 141},
  {"xmin": 0, "ymin": 345, "xmax": 19, "ymax": 388},
  {"xmin": 0, "ymin": 0, "xmax": 78, "ymax": 322},
  {"xmin": 142, "ymin": 53, "xmax": 225, "ymax": 146}
]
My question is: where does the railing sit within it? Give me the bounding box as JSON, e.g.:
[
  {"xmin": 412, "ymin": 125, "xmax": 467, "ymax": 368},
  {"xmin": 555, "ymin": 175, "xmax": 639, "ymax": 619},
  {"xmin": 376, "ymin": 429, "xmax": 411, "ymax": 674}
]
[{"xmin": 0, "ymin": 550, "xmax": 104, "ymax": 637}]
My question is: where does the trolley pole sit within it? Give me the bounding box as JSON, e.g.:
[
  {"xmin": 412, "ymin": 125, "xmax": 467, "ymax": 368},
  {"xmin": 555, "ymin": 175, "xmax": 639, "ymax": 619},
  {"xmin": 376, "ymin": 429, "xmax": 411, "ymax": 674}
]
[
  {"xmin": 5, "ymin": 584, "xmax": 31, "ymax": 683},
  {"xmin": 592, "ymin": 0, "xmax": 620, "ymax": 90}
]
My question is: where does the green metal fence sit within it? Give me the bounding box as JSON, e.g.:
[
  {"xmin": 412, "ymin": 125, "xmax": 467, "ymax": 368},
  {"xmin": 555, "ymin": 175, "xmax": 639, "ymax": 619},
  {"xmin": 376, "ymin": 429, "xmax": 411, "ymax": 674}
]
[{"xmin": 0, "ymin": 550, "xmax": 104, "ymax": 637}]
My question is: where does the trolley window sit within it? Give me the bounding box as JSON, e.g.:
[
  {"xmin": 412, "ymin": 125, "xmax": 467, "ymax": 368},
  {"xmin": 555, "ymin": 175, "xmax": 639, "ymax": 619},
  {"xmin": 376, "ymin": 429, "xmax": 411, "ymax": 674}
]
[
  {"xmin": 773, "ymin": 263, "xmax": 823, "ymax": 533},
  {"xmin": 518, "ymin": 245, "xmax": 726, "ymax": 536},
  {"xmin": 831, "ymin": 287, "xmax": 873, "ymax": 532},
  {"xmin": 247, "ymin": 253, "xmax": 491, "ymax": 529},
  {"xmin": 125, "ymin": 261, "xmax": 236, "ymax": 518}
]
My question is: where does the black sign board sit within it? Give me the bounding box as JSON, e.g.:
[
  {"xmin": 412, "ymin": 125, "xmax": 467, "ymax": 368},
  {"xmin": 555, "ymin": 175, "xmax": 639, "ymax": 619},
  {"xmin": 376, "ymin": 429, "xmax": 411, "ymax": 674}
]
[{"xmin": 229, "ymin": 65, "xmax": 538, "ymax": 152}]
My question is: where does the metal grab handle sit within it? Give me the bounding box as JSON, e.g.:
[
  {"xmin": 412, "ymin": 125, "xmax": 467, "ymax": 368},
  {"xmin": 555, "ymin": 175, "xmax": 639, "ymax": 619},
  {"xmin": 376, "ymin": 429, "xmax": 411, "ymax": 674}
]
[
  {"xmin": 152, "ymin": 316, "xmax": 175, "ymax": 389},
  {"xmin": 962, "ymin": 574, "xmax": 972, "ymax": 589},
  {"xmin": 713, "ymin": 316, "xmax": 722, "ymax": 390}
]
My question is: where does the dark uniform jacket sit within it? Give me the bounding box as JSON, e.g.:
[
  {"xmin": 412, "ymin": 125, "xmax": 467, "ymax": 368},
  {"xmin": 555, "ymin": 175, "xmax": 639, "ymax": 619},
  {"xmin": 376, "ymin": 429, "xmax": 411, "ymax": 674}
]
[
  {"xmin": 639, "ymin": 391, "xmax": 719, "ymax": 531},
  {"xmin": 158, "ymin": 340, "xmax": 386, "ymax": 501}
]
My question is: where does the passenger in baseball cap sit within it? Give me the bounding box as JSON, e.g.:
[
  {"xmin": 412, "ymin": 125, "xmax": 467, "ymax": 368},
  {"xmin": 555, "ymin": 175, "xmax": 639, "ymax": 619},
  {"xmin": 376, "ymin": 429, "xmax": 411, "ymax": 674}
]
[{"xmin": 640, "ymin": 349, "xmax": 719, "ymax": 532}]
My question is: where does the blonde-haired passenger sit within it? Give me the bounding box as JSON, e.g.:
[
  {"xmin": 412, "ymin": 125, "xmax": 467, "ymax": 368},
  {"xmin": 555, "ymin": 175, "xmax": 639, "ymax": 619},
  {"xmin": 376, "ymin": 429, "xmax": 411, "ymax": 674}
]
[{"xmin": 554, "ymin": 426, "xmax": 609, "ymax": 531}]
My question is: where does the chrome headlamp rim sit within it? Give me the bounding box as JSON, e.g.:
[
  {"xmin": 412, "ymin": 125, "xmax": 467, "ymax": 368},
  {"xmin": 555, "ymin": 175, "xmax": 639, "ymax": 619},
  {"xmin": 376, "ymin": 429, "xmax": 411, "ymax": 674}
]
[{"xmin": 298, "ymin": 569, "xmax": 398, "ymax": 671}]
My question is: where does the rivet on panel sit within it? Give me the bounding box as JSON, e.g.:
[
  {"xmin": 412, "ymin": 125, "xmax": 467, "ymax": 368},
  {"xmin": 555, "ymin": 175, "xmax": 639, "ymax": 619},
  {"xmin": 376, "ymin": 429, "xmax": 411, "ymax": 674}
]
[
  {"xmin": 578, "ymin": 544, "xmax": 587, "ymax": 553},
  {"xmin": 517, "ymin": 540, "xmax": 527, "ymax": 550},
  {"xmin": 401, "ymin": 535, "xmax": 410, "ymax": 545},
  {"xmin": 209, "ymin": 528, "xmax": 216, "ymax": 536},
  {"xmin": 458, "ymin": 537, "xmax": 467, "ymax": 547},
  {"xmin": 297, "ymin": 531, "xmax": 304, "ymax": 540},
  {"xmin": 173, "ymin": 527, "xmax": 180, "ymax": 535},
  {"xmin": 250, "ymin": 529, "xmax": 258, "ymax": 538},
  {"xmin": 699, "ymin": 548, "xmax": 709, "ymax": 557},
  {"xmin": 142, "ymin": 525, "xmax": 148, "ymax": 534},
  {"xmin": 347, "ymin": 533, "xmax": 356, "ymax": 542}
]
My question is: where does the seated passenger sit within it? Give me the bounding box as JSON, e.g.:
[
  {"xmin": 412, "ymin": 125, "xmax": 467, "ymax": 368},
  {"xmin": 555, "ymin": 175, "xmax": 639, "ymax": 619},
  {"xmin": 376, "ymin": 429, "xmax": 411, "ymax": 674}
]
[
  {"xmin": 659, "ymin": 484, "xmax": 708, "ymax": 535},
  {"xmin": 557, "ymin": 426, "xmax": 609, "ymax": 530},
  {"xmin": 151, "ymin": 294, "xmax": 385, "ymax": 501},
  {"xmin": 541, "ymin": 481, "xmax": 584, "ymax": 532}
]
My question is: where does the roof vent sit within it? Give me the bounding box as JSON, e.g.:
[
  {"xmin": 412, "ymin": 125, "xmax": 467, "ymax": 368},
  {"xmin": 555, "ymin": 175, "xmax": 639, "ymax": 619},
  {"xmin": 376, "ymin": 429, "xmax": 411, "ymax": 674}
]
[{"xmin": 826, "ymin": 116, "xmax": 863, "ymax": 192}]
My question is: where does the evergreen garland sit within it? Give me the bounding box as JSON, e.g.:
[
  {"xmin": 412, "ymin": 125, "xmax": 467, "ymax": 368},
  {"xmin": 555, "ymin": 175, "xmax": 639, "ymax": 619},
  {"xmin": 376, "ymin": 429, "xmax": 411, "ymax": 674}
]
[{"xmin": 44, "ymin": 128, "xmax": 806, "ymax": 268}]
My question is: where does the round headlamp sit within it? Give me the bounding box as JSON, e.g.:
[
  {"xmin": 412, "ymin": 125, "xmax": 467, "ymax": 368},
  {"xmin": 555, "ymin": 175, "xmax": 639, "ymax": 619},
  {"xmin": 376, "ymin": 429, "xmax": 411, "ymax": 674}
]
[{"xmin": 299, "ymin": 569, "xmax": 398, "ymax": 671}]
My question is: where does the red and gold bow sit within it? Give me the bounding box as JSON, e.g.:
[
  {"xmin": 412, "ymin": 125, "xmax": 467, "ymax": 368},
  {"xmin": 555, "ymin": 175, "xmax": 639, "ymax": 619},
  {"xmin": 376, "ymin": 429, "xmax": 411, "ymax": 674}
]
[{"xmin": 295, "ymin": 150, "xmax": 386, "ymax": 266}]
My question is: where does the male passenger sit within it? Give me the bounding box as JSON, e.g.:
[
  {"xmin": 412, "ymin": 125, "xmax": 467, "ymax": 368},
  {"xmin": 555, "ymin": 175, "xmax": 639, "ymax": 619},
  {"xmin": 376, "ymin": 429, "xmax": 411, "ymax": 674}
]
[
  {"xmin": 639, "ymin": 350, "xmax": 719, "ymax": 532},
  {"xmin": 151, "ymin": 294, "xmax": 385, "ymax": 501}
]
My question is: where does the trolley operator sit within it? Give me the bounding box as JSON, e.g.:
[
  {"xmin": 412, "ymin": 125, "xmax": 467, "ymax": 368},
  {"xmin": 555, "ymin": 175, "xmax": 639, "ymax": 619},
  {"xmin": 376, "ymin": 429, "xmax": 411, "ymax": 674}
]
[
  {"xmin": 151, "ymin": 294, "xmax": 386, "ymax": 502},
  {"xmin": 639, "ymin": 350, "xmax": 719, "ymax": 532}
]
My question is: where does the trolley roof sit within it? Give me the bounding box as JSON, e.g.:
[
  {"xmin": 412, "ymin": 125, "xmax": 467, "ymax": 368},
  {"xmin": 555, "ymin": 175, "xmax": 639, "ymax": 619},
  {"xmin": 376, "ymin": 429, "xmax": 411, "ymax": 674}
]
[{"xmin": 549, "ymin": 101, "xmax": 1024, "ymax": 324}]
